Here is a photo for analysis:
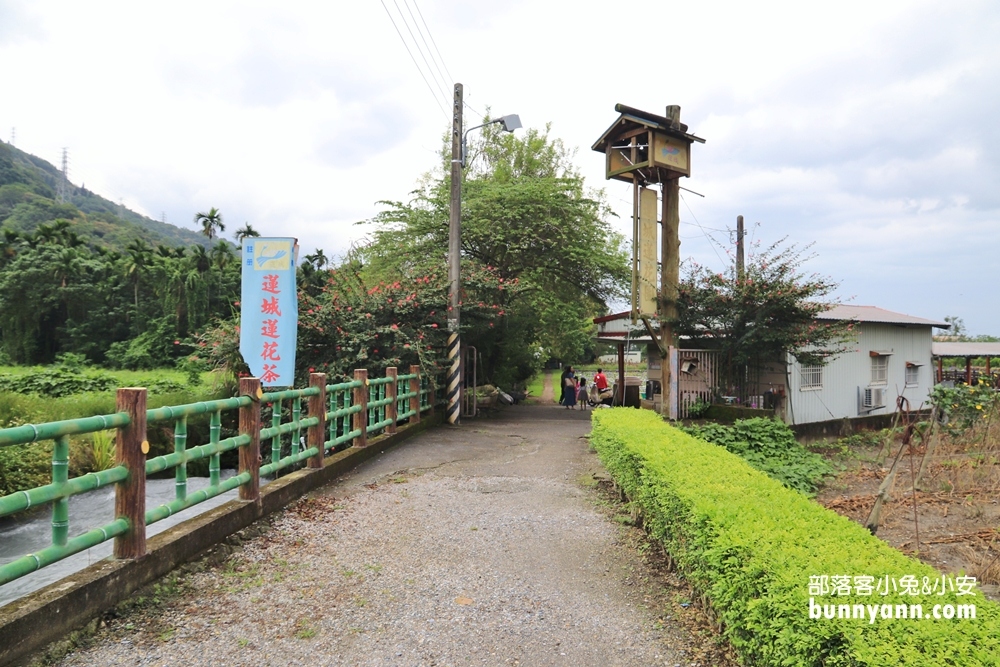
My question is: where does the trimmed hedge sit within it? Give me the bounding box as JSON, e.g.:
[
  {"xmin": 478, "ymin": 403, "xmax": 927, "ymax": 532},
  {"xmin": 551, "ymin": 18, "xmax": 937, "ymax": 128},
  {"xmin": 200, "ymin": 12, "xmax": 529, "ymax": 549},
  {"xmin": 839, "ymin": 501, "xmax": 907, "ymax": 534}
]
[{"xmin": 590, "ymin": 409, "xmax": 1000, "ymax": 666}]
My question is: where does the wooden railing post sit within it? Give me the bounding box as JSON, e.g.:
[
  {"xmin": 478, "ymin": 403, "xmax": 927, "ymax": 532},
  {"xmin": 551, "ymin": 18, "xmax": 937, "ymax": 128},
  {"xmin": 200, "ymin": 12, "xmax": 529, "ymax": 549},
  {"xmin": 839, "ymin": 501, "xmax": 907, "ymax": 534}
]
[
  {"xmin": 114, "ymin": 388, "xmax": 147, "ymax": 560},
  {"xmin": 353, "ymin": 369, "xmax": 368, "ymax": 448},
  {"xmin": 386, "ymin": 367, "xmax": 398, "ymax": 434},
  {"xmin": 308, "ymin": 373, "xmax": 326, "ymax": 468},
  {"xmin": 238, "ymin": 377, "xmax": 261, "ymax": 501},
  {"xmin": 409, "ymin": 364, "xmax": 420, "ymax": 424}
]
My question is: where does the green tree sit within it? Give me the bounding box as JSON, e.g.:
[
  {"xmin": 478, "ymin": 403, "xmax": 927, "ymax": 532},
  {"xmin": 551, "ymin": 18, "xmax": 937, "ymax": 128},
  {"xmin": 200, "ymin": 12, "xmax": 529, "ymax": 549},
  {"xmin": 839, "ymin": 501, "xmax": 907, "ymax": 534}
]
[
  {"xmin": 194, "ymin": 207, "xmax": 224, "ymax": 241},
  {"xmin": 674, "ymin": 238, "xmax": 849, "ymax": 394},
  {"xmin": 354, "ymin": 120, "xmax": 629, "ymax": 385},
  {"xmin": 234, "ymin": 223, "xmax": 259, "ymax": 242}
]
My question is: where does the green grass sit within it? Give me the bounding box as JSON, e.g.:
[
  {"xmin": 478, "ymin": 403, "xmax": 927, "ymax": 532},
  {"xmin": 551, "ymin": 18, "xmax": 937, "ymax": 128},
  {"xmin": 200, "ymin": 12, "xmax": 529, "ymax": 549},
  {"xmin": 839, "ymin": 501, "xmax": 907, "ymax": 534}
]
[{"xmin": 525, "ymin": 372, "xmax": 546, "ymax": 401}]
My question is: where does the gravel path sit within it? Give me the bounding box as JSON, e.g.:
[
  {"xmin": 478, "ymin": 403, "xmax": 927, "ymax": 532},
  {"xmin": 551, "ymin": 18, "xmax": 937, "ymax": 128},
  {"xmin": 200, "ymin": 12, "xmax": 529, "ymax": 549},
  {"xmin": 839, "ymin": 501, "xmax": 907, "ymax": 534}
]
[{"xmin": 48, "ymin": 404, "xmax": 717, "ymax": 667}]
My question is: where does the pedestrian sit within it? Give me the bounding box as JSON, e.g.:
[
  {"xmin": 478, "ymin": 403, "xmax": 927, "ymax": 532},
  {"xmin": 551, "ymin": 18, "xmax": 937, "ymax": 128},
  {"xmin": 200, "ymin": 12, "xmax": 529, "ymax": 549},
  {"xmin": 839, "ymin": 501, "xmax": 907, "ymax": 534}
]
[
  {"xmin": 576, "ymin": 376, "xmax": 589, "ymax": 410},
  {"xmin": 560, "ymin": 365, "xmax": 576, "ymax": 409},
  {"xmin": 593, "ymin": 368, "xmax": 608, "ymax": 392}
]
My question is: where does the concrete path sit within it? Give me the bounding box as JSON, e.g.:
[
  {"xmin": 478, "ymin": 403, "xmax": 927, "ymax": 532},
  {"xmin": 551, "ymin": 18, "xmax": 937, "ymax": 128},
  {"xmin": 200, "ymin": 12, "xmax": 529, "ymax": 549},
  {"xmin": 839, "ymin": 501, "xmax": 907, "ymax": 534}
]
[{"xmin": 50, "ymin": 403, "xmax": 703, "ymax": 667}]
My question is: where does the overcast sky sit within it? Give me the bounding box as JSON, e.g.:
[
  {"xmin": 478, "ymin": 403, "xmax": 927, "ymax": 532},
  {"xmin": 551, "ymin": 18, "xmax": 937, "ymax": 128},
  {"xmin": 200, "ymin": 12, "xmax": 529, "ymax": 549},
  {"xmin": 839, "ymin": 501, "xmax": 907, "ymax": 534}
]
[{"xmin": 2, "ymin": 0, "xmax": 998, "ymax": 334}]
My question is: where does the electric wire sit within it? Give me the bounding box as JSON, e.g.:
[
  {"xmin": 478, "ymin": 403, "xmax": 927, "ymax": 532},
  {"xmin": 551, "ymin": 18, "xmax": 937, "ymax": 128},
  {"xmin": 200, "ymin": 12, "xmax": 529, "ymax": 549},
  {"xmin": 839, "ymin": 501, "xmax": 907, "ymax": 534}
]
[
  {"xmin": 401, "ymin": 0, "xmax": 451, "ymax": 99},
  {"xmin": 410, "ymin": 0, "xmax": 454, "ymax": 85},
  {"xmin": 378, "ymin": 0, "xmax": 448, "ymax": 118},
  {"xmin": 392, "ymin": 0, "xmax": 450, "ymax": 102},
  {"xmin": 680, "ymin": 192, "xmax": 726, "ymax": 266}
]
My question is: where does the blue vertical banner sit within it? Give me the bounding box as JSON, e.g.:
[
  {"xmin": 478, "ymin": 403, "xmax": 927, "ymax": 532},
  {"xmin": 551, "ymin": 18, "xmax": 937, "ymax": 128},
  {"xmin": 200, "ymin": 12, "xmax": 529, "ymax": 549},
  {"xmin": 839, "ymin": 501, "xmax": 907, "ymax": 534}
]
[{"xmin": 240, "ymin": 238, "xmax": 299, "ymax": 387}]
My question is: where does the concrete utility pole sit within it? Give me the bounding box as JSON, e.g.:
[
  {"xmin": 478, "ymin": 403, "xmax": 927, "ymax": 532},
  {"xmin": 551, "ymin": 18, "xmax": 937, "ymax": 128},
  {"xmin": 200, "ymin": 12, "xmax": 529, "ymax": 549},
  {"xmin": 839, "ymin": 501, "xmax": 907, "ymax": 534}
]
[
  {"xmin": 736, "ymin": 214, "xmax": 745, "ymax": 280},
  {"xmin": 446, "ymin": 83, "xmax": 464, "ymax": 425}
]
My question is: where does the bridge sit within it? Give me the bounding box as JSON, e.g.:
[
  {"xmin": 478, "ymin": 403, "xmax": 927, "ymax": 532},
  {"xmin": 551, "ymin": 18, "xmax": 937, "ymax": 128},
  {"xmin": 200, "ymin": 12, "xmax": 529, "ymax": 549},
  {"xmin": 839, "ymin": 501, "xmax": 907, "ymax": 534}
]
[{"xmin": 0, "ymin": 371, "xmax": 708, "ymax": 666}]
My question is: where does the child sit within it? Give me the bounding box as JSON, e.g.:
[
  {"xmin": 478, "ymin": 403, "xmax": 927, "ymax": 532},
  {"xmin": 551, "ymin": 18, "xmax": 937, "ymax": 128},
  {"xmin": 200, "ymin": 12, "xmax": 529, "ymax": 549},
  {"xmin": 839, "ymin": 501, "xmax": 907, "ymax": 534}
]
[{"xmin": 576, "ymin": 376, "xmax": 589, "ymax": 410}]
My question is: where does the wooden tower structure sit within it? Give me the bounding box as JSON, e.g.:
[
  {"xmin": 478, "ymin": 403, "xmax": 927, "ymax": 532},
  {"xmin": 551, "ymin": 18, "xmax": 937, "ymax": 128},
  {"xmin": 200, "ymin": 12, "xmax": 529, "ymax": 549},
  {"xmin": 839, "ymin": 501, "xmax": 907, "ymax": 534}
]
[{"xmin": 592, "ymin": 103, "xmax": 704, "ymax": 417}]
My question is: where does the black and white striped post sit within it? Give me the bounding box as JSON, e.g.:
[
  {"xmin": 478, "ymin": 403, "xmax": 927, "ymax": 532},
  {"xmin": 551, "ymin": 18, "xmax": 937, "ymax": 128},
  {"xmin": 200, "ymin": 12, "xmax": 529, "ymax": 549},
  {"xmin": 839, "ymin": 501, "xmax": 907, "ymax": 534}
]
[{"xmin": 447, "ymin": 83, "xmax": 464, "ymax": 425}]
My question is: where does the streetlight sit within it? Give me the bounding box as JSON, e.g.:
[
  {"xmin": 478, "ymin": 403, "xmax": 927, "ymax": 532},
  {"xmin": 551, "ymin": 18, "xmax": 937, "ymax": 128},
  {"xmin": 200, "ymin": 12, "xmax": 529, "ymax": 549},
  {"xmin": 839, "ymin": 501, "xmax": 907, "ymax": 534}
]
[{"xmin": 446, "ymin": 82, "xmax": 520, "ymax": 425}]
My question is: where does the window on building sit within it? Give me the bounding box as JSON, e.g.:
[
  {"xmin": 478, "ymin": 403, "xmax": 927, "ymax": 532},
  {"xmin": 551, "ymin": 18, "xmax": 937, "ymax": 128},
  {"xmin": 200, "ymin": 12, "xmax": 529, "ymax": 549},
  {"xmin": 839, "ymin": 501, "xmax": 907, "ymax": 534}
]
[
  {"xmin": 905, "ymin": 363, "xmax": 920, "ymax": 386},
  {"xmin": 800, "ymin": 365, "xmax": 822, "ymax": 389},
  {"xmin": 871, "ymin": 355, "xmax": 889, "ymax": 384}
]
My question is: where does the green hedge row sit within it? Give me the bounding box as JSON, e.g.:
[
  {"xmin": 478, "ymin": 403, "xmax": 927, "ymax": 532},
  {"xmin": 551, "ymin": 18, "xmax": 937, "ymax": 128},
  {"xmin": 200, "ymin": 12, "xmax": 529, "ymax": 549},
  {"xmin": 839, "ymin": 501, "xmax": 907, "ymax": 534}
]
[{"xmin": 590, "ymin": 409, "xmax": 1000, "ymax": 666}]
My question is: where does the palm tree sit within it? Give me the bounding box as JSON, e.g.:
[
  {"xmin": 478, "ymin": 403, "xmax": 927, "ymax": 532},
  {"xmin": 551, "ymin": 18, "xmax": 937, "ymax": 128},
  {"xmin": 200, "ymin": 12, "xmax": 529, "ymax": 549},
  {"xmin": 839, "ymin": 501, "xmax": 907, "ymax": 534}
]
[
  {"xmin": 234, "ymin": 223, "xmax": 260, "ymax": 243},
  {"xmin": 194, "ymin": 207, "xmax": 225, "ymax": 241},
  {"xmin": 124, "ymin": 239, "xmax": 153, "ymax": 311},
  {"xmin": 304, "ymin": 248, "xmax": 328, "ymax": 269},
  {"xmin": 210, "ymin": 242, "xmax": 235, "ymax": 271}
]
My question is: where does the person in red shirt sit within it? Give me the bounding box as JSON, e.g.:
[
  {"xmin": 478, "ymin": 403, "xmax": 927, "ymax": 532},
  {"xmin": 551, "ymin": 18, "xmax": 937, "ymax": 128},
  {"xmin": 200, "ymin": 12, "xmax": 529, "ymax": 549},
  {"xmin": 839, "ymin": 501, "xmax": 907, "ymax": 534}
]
[{"xmin": 593, "ymin": 368, "xmax": 608, "ymax": 391}]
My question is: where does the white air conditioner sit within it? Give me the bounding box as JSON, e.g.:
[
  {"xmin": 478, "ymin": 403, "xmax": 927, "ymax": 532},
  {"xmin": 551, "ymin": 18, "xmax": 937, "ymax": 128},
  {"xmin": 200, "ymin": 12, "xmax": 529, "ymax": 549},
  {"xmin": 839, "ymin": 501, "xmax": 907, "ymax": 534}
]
[{"xmin": 861, "ymin": 386, "xmax": 885, "ymax": 410}]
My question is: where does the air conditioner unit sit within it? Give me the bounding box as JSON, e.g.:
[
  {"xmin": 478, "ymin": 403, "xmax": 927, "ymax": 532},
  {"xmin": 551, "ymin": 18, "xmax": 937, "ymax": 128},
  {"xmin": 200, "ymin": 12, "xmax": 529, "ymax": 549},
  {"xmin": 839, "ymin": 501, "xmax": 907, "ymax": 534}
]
[{"xmin": 861, "ymin": 386, "xmax": 885, "ymax": 410}]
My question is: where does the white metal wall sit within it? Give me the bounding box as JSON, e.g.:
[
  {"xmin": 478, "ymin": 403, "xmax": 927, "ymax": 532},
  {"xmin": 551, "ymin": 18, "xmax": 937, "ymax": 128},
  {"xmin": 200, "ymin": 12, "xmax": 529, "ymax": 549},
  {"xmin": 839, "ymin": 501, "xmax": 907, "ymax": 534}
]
[{"xmin": 787, "ymin": 323, "xmax": 936, "ymax": 425}]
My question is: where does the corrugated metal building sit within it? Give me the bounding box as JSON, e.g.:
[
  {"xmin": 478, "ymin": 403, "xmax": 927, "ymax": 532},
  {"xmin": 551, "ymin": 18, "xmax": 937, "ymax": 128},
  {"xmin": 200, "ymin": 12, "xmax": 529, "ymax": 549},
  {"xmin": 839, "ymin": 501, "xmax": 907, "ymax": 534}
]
[{"xmin": 785, "ymin": 306, "xmax": 949, "ymax": 425}]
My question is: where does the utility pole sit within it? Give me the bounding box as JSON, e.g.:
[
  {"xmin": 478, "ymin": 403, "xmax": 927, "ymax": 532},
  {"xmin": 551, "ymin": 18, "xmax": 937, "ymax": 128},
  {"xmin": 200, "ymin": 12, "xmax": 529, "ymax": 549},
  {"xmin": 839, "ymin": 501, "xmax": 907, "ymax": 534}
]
[
  {"xmin": 446, "ymin": 82, "xmax": 463, "ymax": 425},
  {"xmin": 736, "ymin": 214, "xmax": 745, "ymax": 281},
  {"xmin": 57, "ymin": 148, "xmax": 69, "ymax": 203}
]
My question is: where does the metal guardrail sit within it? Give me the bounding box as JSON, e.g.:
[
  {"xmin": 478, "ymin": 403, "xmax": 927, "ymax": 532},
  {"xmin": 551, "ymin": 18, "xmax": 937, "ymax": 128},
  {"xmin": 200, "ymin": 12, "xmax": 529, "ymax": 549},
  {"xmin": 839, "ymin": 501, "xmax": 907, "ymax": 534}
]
[{"xmin": 0, "ymin": 365, "xmax": 434, "ymax": 588}]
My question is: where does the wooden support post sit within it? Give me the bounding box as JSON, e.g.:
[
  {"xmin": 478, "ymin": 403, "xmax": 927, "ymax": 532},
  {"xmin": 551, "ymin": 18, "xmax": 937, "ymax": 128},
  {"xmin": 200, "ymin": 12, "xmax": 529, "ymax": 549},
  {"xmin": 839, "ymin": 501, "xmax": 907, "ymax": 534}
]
[
  {"xmin": 353, "ymin": 369, "xmax": 368, "ymax": 447},
  {"xmin": 386, "ymin": 367, "xmax": 398, "ymax": 434},
  {"xmin": 114, "ymin": 388, "xmax": 147, "ymax": 560},
  {"xmin": 660, "ymin": 178, "xmax": 680, "ymax": 419},
  {"xmin": 238, "ymin": 377, "xmax": 261, "ymax": 501},
  {"xmin": 966, "ymin": 357, "xmax": 972, "ymax": 385},
  {"xmin": 617, "ymin": 342, "xmax": 626, "ymax": 406},
  {"xmin": 987, "ymin": 356, "xmax": 992, "ymax": 376},
  {"xmin": 409, "ymin": 365, "xmax": 421, "ymax": 424},
  {"xmin": 308, "ymin": 373, "xmax": 326, "ymax": 469}
]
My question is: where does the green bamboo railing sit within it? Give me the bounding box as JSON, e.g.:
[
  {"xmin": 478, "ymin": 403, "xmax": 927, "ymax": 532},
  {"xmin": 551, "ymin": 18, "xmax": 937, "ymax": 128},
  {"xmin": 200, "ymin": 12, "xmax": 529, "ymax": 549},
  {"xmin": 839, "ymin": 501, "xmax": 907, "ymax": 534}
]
[{"xmin": 0, "ymin": 365, "xmax": 433, "ymax": 589}]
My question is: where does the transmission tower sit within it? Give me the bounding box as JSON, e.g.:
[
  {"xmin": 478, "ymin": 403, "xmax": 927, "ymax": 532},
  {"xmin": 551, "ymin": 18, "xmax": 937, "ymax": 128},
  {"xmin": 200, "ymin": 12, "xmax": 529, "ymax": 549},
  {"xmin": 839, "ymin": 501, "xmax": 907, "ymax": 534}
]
[
  {"xmin": 8, "ymin": 128, "xmax": 14, "ymax": 145},
  {"xmin": 57, "ymin": 149, "xmax": 69, "ymax": 203}
]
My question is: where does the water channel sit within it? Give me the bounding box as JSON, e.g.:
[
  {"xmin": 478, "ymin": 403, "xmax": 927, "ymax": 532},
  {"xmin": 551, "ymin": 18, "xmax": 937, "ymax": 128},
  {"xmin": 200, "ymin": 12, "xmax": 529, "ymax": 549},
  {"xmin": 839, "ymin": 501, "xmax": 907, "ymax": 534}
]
[{"xmin": 0, "ymin": 471, "xmax": 259, "ymax": 607}]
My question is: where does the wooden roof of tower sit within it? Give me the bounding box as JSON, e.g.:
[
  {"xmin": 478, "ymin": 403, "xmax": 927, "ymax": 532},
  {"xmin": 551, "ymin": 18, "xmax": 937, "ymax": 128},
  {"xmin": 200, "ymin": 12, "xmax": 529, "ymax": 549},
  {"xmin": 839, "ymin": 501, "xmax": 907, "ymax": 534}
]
[{"xmin": 592, "ymin": 104, "xmax": 706, "ymax": 185}]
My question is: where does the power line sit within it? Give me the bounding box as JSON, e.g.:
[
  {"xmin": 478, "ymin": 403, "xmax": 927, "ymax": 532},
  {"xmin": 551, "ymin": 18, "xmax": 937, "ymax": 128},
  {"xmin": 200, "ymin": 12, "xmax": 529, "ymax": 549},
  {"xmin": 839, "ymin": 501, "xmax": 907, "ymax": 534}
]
[
  {"xmin": 680, "ymin": 192, "xmax": 726, "ymax": 266},
  {"xmin": 400, "ymin": 0, "xmax": 451, "ymax": 100},
  {"xmin": 378, "ymin": 0, "xmax": 448, "ymax": 118},
  {"xmin": 392, "ymin": 0, "xmax": 450, "ymax": 102},
  {"xmin": 409, "ymin": 0, "xmax": 454, "ymax": 85}
]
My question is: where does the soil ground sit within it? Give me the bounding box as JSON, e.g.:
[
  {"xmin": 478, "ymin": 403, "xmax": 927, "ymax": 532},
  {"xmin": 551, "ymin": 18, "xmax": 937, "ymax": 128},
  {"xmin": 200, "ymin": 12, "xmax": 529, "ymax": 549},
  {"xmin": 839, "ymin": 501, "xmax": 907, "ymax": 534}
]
[{"xmin": 814, "ymin": 429, "xmax": 1000, "ymax": 602}]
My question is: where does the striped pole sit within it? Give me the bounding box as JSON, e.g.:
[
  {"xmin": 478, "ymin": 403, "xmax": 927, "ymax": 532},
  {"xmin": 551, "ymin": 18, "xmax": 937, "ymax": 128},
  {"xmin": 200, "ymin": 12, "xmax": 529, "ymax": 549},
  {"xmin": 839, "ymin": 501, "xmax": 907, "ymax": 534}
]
[
  {"xmin": 446, "ymin": 332, "xmax": 461, "ymax": 424},
  {"xmin": 447, "ymin": 82, "xmax": 464, "ymax": 425}
]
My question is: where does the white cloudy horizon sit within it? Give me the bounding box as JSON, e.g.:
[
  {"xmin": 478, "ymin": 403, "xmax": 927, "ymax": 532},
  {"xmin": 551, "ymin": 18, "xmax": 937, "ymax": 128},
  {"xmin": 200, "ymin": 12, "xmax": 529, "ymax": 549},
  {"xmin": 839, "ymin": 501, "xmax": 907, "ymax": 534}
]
[{"xmin": 2, "ymin": 0, "xmax": 997, "ymax": 334}]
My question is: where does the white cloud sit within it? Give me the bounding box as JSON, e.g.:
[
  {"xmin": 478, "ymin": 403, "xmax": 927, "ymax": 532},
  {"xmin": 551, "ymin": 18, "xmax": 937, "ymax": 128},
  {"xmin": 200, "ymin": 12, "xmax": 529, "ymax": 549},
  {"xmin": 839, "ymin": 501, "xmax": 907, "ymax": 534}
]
[{"xmin": 1, "ymin": 0, "xmax": 998, "ymax": 334}]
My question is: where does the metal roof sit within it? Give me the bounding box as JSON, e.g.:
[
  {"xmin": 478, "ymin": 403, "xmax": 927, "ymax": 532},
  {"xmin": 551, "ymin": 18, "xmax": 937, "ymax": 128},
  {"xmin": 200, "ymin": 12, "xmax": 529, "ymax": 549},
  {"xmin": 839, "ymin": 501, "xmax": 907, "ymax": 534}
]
[
  {"xmin": 932, "ymin": 342, "xmax": 1000, "ymax": 358},
  {"xmin": 815, "ymin": 305, "xmax": 950, "ymax": 328}
]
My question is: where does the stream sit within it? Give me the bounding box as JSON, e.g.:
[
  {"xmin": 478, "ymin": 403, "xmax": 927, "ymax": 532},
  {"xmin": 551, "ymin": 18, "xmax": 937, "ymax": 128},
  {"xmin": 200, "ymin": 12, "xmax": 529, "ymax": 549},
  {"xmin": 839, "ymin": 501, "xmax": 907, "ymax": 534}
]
[{"xmin": 0, "ymin": 471, "xmax": 261, "ymax": 607}]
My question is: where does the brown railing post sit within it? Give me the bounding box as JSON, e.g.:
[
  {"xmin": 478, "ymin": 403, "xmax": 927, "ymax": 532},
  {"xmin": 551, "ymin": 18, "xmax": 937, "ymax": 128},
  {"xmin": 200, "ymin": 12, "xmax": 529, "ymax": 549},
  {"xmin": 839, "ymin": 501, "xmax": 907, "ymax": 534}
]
[
  {"xmin": 238, "ymin": 377, "xmax": 261, "ymax": 501},
  {"xmin": 353, "ymin": 369, "xmax": 368, "ymax": 448},
  {"xmin": 409, "ymin": 364, "xmax": 421, "ymax": 424},
  {"xmin": 386, "ymin": 367, "xmax": 398, "ymax": 434},
  {"xmin": 308, "ymin": 373, "xmax": 326, "ymax": 468},
  {"xmin": 114, "ymin": 387, "xmax": 147, "ymax": 560}
]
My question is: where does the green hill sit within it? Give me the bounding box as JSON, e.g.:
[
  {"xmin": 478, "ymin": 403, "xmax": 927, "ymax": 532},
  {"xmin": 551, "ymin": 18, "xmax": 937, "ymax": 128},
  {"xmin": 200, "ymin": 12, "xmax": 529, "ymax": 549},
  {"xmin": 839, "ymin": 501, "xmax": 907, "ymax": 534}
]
[{"xmin": 0, "ymin": 140, "xmax": 211, "ymax": 250}]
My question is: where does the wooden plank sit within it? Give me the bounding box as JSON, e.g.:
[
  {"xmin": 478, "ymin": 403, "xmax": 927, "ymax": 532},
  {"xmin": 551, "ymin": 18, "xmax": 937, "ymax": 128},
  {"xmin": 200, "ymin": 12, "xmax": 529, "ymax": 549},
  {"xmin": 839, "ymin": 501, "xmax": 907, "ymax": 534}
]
[
  {"xmin": 353, "ymin": 369, "xmax": 368, "ymax": 447},
  {"xmin": 386, "ymin": 367, "xmax": 398, "ymax": 435},
  {"xmin": 409, "ymin": 365, "xmax": 421, "ymax": 425},
  {"xmin": 638, "ymin": 187, "xmax": 658, "ymax": 315}
]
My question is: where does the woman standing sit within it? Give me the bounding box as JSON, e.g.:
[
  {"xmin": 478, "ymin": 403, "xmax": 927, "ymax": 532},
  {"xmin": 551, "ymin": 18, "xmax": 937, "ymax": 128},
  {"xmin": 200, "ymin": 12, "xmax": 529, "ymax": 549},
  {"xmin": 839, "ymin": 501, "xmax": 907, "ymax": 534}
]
[{"xmin": 560, "ymin": 365, "xmax": 577, "ymax": 409}]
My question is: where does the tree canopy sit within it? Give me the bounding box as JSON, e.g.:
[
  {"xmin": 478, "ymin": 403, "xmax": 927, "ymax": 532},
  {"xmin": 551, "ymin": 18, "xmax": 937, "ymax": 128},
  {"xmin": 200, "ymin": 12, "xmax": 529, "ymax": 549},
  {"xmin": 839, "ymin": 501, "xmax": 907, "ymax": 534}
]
[
  {"xmin": 349, "ymin": 121, "xmax": 630, "ymax": 386},
  {"xmin": 674, "ymin": 238, "xmax": 849, "ymax": 391}
]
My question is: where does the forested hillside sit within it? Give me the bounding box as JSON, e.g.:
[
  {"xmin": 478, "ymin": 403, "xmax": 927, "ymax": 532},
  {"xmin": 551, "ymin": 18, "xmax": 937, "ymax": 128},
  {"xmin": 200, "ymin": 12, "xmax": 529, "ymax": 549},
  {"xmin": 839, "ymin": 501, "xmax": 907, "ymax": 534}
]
[
  {"xmin": 0, "ymin": 140, "xmax": 238, "ymax": 367},
  {"xmin": 0, "ymin": 140, "xmax": 210, "ymax": 250}
]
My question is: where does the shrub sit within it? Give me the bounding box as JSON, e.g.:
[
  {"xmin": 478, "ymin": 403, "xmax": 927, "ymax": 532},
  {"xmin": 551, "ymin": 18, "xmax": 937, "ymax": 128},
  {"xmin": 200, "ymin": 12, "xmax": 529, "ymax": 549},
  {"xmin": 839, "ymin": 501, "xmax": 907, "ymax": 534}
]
[
  {"xmin": 0, "ymin": 366, "xmax": 117, "ymax": 397},
  {"xmin": 591, "ymin": 409, "xmax": 1000, "ymax": 666},
  {"xmin": 682, "ymin": 417, "xmax": 833, "ymax": 495}
]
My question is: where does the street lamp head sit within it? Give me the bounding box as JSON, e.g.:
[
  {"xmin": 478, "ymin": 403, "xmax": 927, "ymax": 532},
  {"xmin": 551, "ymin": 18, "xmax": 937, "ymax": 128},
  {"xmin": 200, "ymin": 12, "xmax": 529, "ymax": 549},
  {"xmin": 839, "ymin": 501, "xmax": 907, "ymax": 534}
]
[
  {"xmin": 499, "ymin": 114, "xmax": 522, "ymax": 133},
  {"xmin": 460, "ymin": 114, "xmax": 523, "ymax": 167}
]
